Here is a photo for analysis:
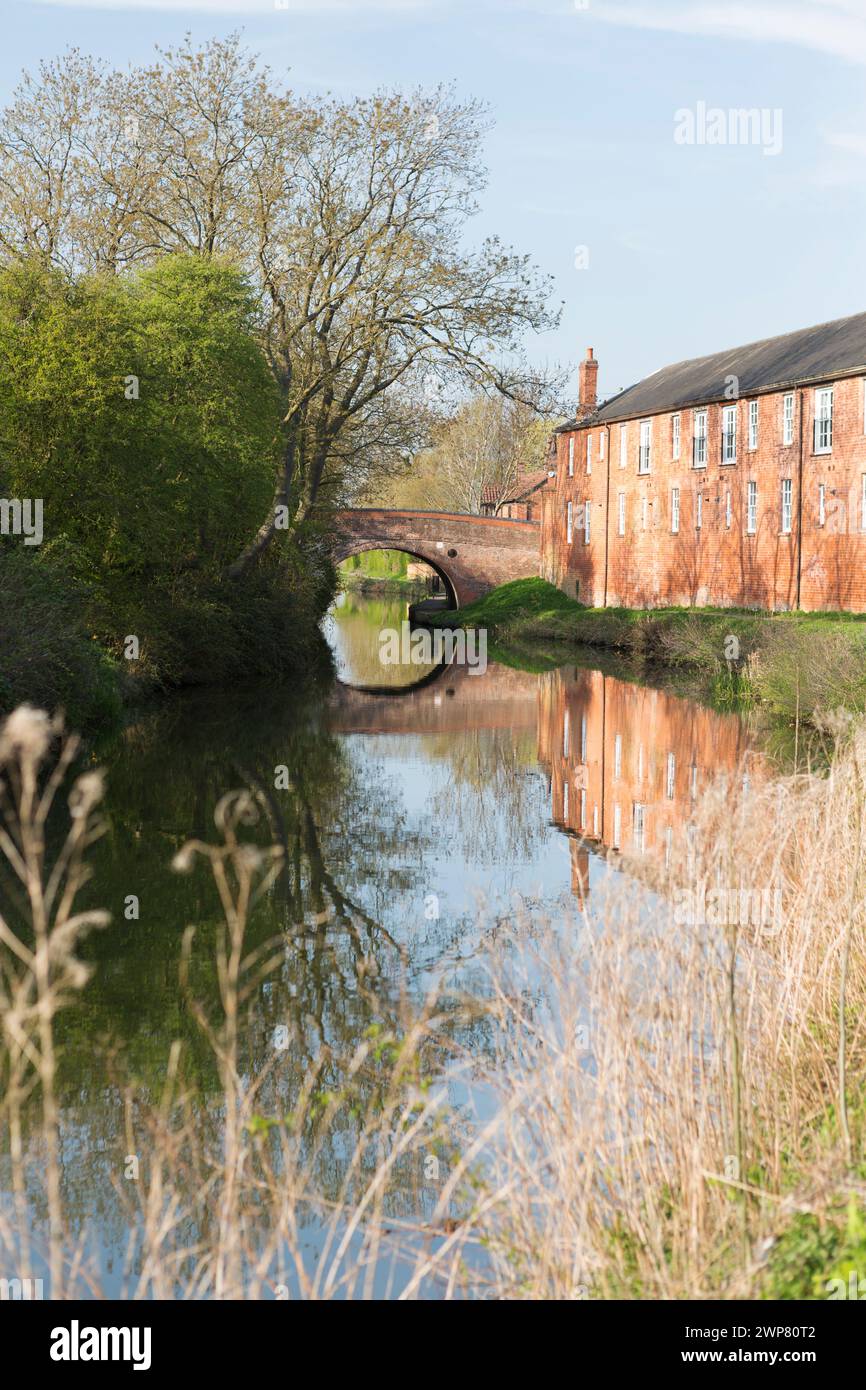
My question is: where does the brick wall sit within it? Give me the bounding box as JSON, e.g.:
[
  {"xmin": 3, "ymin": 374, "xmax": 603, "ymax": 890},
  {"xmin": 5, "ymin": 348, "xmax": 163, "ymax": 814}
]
[{"xmin": 544, "ymin": 373, "xmax": 866, "ymax": 611}]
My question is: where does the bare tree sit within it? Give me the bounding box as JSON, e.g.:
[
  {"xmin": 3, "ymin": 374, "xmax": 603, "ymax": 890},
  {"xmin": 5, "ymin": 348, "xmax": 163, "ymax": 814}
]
[{"xmin": 0, "ymin": 36, "xmax": 561, "ymax": 572}]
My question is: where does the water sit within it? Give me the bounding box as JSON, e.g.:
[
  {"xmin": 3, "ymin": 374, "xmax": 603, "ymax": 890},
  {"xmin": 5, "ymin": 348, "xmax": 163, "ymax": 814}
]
[{"xmin": 1, "ymin": 593, "xmax": 763, "ymax": 1294}]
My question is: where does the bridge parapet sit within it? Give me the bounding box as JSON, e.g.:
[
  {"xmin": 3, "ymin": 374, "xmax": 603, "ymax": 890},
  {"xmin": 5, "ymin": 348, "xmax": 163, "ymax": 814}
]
[{"xmin": 331, "ymin": 508, "xmax": 540, "ymax": 607}]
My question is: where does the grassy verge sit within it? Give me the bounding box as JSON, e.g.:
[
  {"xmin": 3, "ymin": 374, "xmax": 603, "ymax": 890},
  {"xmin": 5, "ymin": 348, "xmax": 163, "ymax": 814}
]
[{"xmin": 429, "ymin": 578, "xmax": 866, "ymax": 727}]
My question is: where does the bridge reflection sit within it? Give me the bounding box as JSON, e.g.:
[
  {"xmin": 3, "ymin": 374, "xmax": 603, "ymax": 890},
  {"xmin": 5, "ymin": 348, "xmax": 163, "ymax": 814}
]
[{"xmin": 327, "ymin": 658, "xmax": 764, "ymax": 901}]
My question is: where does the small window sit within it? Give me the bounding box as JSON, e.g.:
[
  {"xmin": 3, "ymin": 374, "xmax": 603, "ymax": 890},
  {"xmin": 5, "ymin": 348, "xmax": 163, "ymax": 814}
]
[
  {"xmin": 722, "ymin": 404, "xmax": 737, "ymax": 463},
  {"xmin": 617, "ymin": 491, "xmax": 626, "ymax": 536},
  {"xmin": 696, "ymin": 493, "xmax": 703, "ymax": 530},
  {"xmin": 568, "ymin": 436, "xmax": 574, "ymax": 477},
  {"xmin": 563, "ymin": 708, "xmax": 570, "ymax": 758},
  {"xmin": 781, "ymin": 478, "xmax": 792, "ymax": 534},
  {"xmin": 563, "ymin": 781, "xmax": 569, "ymax": 822},
  {"xmin": 583, "ymin": 498, "xmax": 591, "ymax": 544},
  {"xmin": 783, "ymin": 393, "xmax": 795, "ymax": 447},
  {"xmin": 619, "ymin": 423, "xmax": 628, "ymax": 469},
  {"xmin": 814, "ymin": 387, "xmax": 833, "ymax": 454},
  {"xmin": 748, "ymin": 400, "xmax": 758, "ymax": 451},
  {"xmin": 672, "ymin": 413, "xmax": 681, "ymax": 460},
  {"xmin": 693, "ymin": 409, "xmax": 707, "ymax": 467},
  {"xmin": 818, "ymin": 483, "xmax": 825, "ymax": 527},
  {"xmin": 580, "ymin": 788, "xmax": 587, "ymax": 828},
  {"xmin": 586, "ymin": 434, "xmax": 593, "ymax": 474},
  {"xmin": 746, "ymin": 480, "xmax": 757, "ymax": 534},
  {"xmin": 725, "ymin": 490, "xmax": 732, "ymax": 529},
  {"xmin": 614, "ymin": 733, "xmax": 622, "ymax": 779},
  {"xmin": 671, "ymin": 486, "xmax": 680, "ymax": 534},
  {"xmin": 638, "ymin": 420, "xmax": 651, "ymax": 474},
  {"xmin": 666, "ymin": 752, "xmax": 676, "ymax": 800},
  {"xmin": 632, "ymin": 803, "xmax": 646, "ymax": 853},
  {"xmin": 566, "ymin": 500, "xmax": 573, "ymax": 544}
]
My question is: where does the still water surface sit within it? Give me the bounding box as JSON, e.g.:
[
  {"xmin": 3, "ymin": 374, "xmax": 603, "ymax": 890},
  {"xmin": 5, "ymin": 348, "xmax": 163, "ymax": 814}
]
[{"xmin": 4, "ymin": 593, "xmax": 763, "ymax": 1291}]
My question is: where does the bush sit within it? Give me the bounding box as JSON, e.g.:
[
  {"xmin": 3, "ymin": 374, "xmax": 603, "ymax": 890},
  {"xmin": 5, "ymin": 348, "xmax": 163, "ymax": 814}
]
[{"xmin": 0, "ymin": 544, "xmax": 121, "ymax": 728}]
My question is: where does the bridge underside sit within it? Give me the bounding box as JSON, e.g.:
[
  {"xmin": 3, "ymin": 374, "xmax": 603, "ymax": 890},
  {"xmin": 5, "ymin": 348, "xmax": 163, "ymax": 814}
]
[{"xmin": 332, "ymin": 509, "xmax": 541, "ymax": 608}]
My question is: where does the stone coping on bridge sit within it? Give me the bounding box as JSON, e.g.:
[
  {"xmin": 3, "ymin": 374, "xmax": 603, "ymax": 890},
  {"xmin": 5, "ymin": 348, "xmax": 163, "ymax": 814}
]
[{"xmin": 336, "ymin": 508, "xmax": 540, "ymax": 528}]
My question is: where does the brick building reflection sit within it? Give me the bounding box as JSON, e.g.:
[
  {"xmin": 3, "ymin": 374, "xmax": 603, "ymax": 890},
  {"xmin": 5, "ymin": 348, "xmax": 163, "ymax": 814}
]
[{"xmin": 537, "ymin": 667, "xmax": 760, "ymax": 903}]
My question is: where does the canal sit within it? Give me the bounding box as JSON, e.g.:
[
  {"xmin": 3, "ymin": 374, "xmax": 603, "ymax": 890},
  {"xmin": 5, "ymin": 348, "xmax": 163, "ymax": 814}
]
[{"xmin": 2, "ymin": 592, "xmax": 765, "ymax": 1295}]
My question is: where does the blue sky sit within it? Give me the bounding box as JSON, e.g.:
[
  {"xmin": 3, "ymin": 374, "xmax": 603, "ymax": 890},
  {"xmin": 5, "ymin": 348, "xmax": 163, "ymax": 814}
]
[{"xmin": 4, "ymin": 0, "xmax": 866, "ymax": 405}]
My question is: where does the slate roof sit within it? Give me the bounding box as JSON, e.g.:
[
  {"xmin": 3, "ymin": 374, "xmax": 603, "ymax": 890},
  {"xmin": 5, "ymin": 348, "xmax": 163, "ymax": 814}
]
[{"xmin": 556, "ymin": 310, "xmax": 866, "ymax": 432}]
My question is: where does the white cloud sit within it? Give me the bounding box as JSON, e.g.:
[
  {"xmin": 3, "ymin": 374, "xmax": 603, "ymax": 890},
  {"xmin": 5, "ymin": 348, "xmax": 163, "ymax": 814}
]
[{"xmin": 595, "ymin": 0, "xmax": 866, "ymax": 68}]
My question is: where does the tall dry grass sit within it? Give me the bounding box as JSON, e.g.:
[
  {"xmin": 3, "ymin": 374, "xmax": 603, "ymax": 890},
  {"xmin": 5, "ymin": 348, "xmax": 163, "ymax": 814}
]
[
  {"xmin": 471, "ymin": 718, "xmax": 866, "ymax": 1298},
  {"xmin": 1, "ymin": 703, "xmax": 865, "ymax": 1299}
]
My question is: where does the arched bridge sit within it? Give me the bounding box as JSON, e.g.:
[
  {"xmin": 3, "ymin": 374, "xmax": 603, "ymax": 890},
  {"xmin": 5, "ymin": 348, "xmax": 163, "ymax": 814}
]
[{"xmin": 331, "ymin": 509, "xmax": 541, "ymax": 607}]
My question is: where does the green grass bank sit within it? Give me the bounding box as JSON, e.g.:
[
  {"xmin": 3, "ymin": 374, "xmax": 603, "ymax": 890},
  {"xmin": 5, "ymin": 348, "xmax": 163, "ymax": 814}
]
[{"xmin": 428, "ymin": 577, "xmax": 866, "ymax": 728}]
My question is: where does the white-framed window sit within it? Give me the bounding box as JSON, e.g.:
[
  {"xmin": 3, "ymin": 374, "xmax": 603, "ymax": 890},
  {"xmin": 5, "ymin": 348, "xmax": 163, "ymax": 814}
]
[
  {"xmin": 781, "ymin": 478, "xmax": 792, "ymax": 534},
  {"xmin": 693, "ymin": 409, "xmax": 707, "ymax": 467},
  {"xmin": 725, "ymin": 490, "xmax": 732, "ymax": 529},
  {"xmin": 614, "ymin": 732, "xmax": 622, "ymax": 779},
  {"xmin": 568, "ymin": 435, "xmax": 574, "ymax": 477},
  {"xmin": 563, "ymin": 781, "xmax": 569, "ymax": 822},
  {"xmin": 599, "ymin": 431, "xmax": 606, "ymax": 460},
  {"xmin": 696, "ymin": 492, "xmax": 703, "ymax": 530},
  {"xmin": 586, "ymin": 434, "xmax": 593, "ymax": 474},
  {"xmin": 566, "ymin": 500, "xmax": 573, "ymax": 543},
  {"xmin": 638, "ymin": 419, "xmax": 651, "ymax": 474},
  {"xmin": 617, "ymin": 491, "xmax": 626, "ymax": 536},
  {"xmin": 818, "ymin": 483, "xmax": 826, "ymax": 527},
  {"xmin": 748, "ymin": 400, "xmax": 758, "ymax": 451},
  {"xmin": 671, "ymin": 486, "xmax": 680, "ymax": 534},
  {"xmin": 746, "ymin": 480, "xmax": 757, "ymax": 534},
  {"xmin": 814, "ymin": 387, "xmax": 833, "ymax": 454},
  {"xmin": 666, "ymin": 752, "xmax": 676, "ymax": 800},
  {"xmin": 620, "ymin": 423, "xmax": 628, "ymax": 469},
  {"xmin": 581, "ymin": 714, "xmax": 587, "ymax": 763},
  {"xmin": 783, "ymin": 392, "xmax": 795, "ymax": 446},
  {"xmin": 690, "ymin": 763, "xmax": 698, "ymax": 799},
  {"xmin": 672, "ymin": 413, "xmax": 681, "ymax": 460},
  {"xmin": 613, "ymin": 803, "xmax": 622, "ymax": 849},
  {"xmin": 563, "ymin": 708, "xmax": 570, "ymax": 758},
  {"xmin": 722, "ymin": 403, "xmax": 737, "ymax": 463},
  {"xmin": 580, "ymin": 788, "xmax": 586, "ymax": 829},
  {"xmin": 641, "ymin": 496, "xmax": 648, "ymax": 530},
  {"xmin": 583, "ymin": 498, "xmax": 591, "ymax": 543},
  {"xmin": 632, "ymin": 803, "xmax": 646, "ymax": 853}
]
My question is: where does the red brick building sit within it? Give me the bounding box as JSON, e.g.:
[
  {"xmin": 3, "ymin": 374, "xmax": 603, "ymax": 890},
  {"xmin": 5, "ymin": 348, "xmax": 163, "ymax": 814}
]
[{"xmin": 542, "ymin": 316, "xmax": 866, "ymax": 611}]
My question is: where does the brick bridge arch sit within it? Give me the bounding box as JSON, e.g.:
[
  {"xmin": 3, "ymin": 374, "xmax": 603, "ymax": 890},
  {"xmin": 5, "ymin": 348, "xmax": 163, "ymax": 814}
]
[{"xmin": 331, "ymin": 509, "xmax": 541, "ymax": 607}]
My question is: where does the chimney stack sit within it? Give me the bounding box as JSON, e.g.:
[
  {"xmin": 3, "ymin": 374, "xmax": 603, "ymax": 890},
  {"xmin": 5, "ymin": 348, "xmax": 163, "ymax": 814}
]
[{"xmin": 577, "ymin": 347, "xmax": 598, "ymax": 418}]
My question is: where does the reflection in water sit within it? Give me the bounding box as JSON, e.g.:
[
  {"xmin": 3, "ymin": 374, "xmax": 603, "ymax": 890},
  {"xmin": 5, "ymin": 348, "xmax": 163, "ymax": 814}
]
[
  {"xmin": 323, "ymin": 591, "xmax": 442, "ymax": 687},
  {"xmin": 1, "ymin": 597, "xmax": 762, "ymax": 1290}
]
